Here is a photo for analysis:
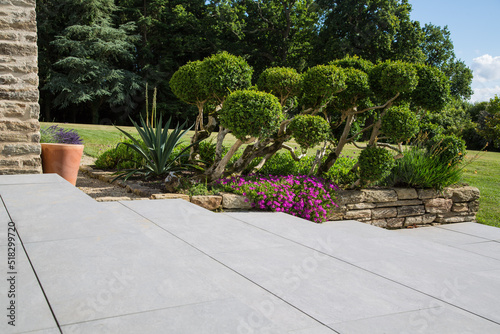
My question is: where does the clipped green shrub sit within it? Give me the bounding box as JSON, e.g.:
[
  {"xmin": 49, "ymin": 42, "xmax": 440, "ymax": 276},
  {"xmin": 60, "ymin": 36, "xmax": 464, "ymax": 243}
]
[
  {"xmin": 169, "ymin": 60, "xmax": 209, "ymax": 105},
  {"xmin": 95, "ymin": 139, "xmax": 146, "ymax": 170},
  {"xmin": 258, "ymin": 152, "xmax": 315, "ymax": 176},
  {"xmin": 257, "ymin": 67, "xmax": 302, "ymax": 104},
  {"xmin": 198, "ymin": 51, "xmax": 253, "ymax": 103},
  {"xmin": 358, "ymin": 147, "xmax": 394, "ymax": 182},
  {"xmin": 411, "ymin": 64, "xmax": 450, "ymax": 112},
  {"xmin": 301, "ymin": 64, "xmax": 346, "ymax": 109},
  {"xmin": 289, "ymin": 115, "xmax": 330, "ymax": 149},
  {"xmin": 370, "ymin": 61, "xmax": 418, "ymax": 100},
  {"xmin": 428, "ymin": 135, "xmax": 467, "ymax": 165},
  {"xmin": 381, "ymin": 105, "xmax": 419, "ymax": 143},
  {"xmin": 219, "ymin": 90, "xmax": 283, "ymax": 141},
  {"xmin": 323, "ymin": 155, "xmax": 359, "ymax": 186}
]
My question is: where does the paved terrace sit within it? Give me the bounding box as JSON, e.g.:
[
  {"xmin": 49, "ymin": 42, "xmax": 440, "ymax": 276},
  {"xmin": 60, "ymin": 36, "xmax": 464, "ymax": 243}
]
[{"xmin": 1, "ymin": 174, "xmax": 500, "ymax": 333}]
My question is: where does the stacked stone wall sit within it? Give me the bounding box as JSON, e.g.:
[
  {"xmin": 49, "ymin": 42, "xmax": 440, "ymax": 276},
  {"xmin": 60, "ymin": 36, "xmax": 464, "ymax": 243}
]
[
  {"xmin": 0, "ymin": 0, "xmax": 41, "ymax": 174},
  {"xmin": 331, "ymin": 186, "xmax": 480, "ymax": 228}
]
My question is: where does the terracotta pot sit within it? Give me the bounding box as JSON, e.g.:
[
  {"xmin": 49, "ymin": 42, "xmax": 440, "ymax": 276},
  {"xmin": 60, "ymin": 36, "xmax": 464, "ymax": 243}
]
[{"xmin": 41, "ymin": 143, "xmax": 84, "ymax": 186}]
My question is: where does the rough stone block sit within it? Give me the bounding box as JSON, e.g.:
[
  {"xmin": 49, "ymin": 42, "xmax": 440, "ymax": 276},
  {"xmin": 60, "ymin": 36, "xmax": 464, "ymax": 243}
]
[
  {"xmin": 435, "ymin": 216, "xmax": 475, "ymax": 224},
  {"xmin": 424, "ymin": 198, "xmax": 453, "ymax": 213},
  {"xmin": 222, "ymin": 193, "xmax": 252, "ymax": 209},
  {"xmin": 336, "ymin": 190, "xmax": 365, "ymax": 204},
  {"xmin": 372, "ymin": 207, "xmax": 397, "ymax": 219},
  {"xmin": 397, "ymin": 205, "xmax": 425, "ymax": 217},
  {"xmin": 0, "ymin": 131, "xmax": 28, "ymax": 142},
  {"xmin": 387, "ymin": 218, "xmax": 405, "ymax": 229},
  {"xmin": 449, "ymin": 186, "xmax": 480, "ymax": 202},
  {"xmin": 395, "ymin": 188, "xmax": 418, "ymax": 200},
  {"xmin": 452, "ymin": 203, "xmax": 469, "ymax": 212},
  {"xmin": 361, "ymin": 189, "xmax": 397, "ymax": 203},
  {"xmin": 344, "ymin": 209, "xmax": 371, "ymax": 220},
  {"xmin": 191, "ymin": 195, "xmax": 222, "ymax": 211},
  {"xmin": 405, "ymin": 216, "xmax": 423, "ymax": 226},
  {"xmin": 376, "ymin": 199, "xmax": 422, "ymax": 208},
  {"xmin": 371, "ymin": 219, "xmax": 387, "ymax": 228},
  {"xmin": 469, "ymin": 200, "xmax": 480, "ymax": 213},
  {"xmin": 150, "ymin": 193, "xmax": 190, "ymax": 201},
  {"xmin": 422, "ymin": 214, "xmax": 437, "ymax": 224},
  {"xmin": 417, "ymin": 189, "xmax": 440, "ymax": 199},
  {"xmin": 346, "ymin": 202, "xmax": 376, "ymax": 210},
  {"xmin": 2, "ymin": 143, "xmax": 40, "ymax": 156}
]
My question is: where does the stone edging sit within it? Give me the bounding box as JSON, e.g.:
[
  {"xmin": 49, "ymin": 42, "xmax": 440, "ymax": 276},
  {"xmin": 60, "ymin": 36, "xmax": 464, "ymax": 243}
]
[
  {"xmin": 331, "ymin": 187, "xmax": 480, "ymax": 228},
  {"xmin": 80, "ymin": 165, "xmax": 246, "ymax": 211},
  {"xmin": 80, "ymin": 166, "xmax": 479, "ymax": 228}
]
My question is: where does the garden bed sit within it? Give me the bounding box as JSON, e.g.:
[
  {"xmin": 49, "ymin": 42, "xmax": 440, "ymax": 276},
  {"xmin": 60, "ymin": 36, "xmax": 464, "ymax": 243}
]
[{"xmin": 80, "ymin": 165, "xmax": 479, "ymax": 229}]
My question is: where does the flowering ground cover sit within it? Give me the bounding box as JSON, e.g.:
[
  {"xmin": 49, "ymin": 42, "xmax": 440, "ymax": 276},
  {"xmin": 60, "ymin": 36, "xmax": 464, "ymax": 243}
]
[{"xmin": 217, "ymin": 174, "xmax": 339, "ymax": 223}]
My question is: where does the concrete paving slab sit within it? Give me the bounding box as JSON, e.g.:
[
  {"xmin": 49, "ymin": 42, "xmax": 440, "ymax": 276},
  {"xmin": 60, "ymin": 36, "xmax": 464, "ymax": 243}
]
[
  {"xmin": 329, "ymin": 303, "xmax": 500, "ymax": 334},
  {"xmin": 0, "ymin": 173, "xmax": 66, "ymax": 185},
  {"xmin": 438, "ymin": 222, "xmax": 500, "ymax": 241},
  {"xmin": 61, "ymin": 298, "xmax": 312, "ymax": 334},
  {"xmin": 0, "ymin": 246, "xmax": 58, "ymax": 334},
  {"xmin": 2, "ymin": 174, "xmax": 500, "ymax": 333},
  {"xmin": 453, "ymin": 240, "xmax": 500, "ymax": 261},
  {"xmin": 357, "ymin": 254, "xmax": 500, "ymax": 324},
  {"xmin": 394, "ymin": 225, "xmax": 490, "ymax": 246}
]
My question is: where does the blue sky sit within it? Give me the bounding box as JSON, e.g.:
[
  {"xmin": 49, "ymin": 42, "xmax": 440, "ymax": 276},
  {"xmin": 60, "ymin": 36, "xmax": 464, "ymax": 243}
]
[{"xmin": 409, "ymin": 0, "xmax": 500, "ymax": 102}]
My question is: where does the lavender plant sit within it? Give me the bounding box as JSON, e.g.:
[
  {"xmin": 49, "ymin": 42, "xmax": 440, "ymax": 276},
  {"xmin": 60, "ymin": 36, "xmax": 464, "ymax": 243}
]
[
  {"xmin": 40, "ymin": 125, "xmax": 84, "ymax": 145},
  {"xmin": 217, "ymin": 174, "xmax": 339, "ymax": 223}
]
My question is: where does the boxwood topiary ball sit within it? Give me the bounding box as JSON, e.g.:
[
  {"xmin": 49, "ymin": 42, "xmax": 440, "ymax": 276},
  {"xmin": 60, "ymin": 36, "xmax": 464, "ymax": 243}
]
[
  {"xmin": 381, "ymin": 105, "xmax": 419, "ymax": 143},
  {"xmin": 219, "ymin": 90, "xmax": 283, "ymax": 141},
  {"xmin": 289, "ymin": 114, "xmax": 330, "ymax": 149},
  {"xmin": 358, "ymin": 146, "xmax": 395, "ymax": 182}
]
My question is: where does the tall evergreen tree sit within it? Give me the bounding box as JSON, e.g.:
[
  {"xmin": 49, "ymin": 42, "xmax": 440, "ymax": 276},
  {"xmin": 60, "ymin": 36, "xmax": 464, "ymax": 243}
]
[{"xmin": 42, "ymin": 0, "xmax": 142, "ymax": 124}]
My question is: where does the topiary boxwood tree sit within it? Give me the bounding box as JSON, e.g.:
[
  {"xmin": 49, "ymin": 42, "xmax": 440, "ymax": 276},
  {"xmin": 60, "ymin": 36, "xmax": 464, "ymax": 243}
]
[
  {"xmin": 206, "ymin": 90, "xmax": 284, "ymax": 180},
  {"xmin": 314, "ymin": 57, "xmax": 451, "ymax": 178},
  {"xmin": 169, "ymin": 52, "xmax": 253, "ymax": 163}
]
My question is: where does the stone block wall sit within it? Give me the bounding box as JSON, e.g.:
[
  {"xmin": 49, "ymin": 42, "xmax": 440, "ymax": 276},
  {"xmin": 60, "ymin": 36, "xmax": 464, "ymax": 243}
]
[
  {"xmin": 0, "ymin": 0, "xmax": 41, "ymax": 174},
  {"xmin": 330, "ymin": 186, "xmax": 480, "ymax": 228}
]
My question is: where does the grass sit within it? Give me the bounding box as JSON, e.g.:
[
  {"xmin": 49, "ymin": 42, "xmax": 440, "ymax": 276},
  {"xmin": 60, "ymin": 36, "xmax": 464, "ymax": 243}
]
[
  {"xmin": 462, "ymin": 150, "xmax": 500, "ymax": 228},
  {"xmin": 41, "ymin": 122, "xmax": 499, "ymax": 227}
]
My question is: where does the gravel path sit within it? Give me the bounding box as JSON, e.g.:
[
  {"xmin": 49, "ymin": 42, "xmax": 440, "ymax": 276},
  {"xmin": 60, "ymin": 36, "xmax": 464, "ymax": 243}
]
[{"xmin": 75, "ymin": 155, "xmax": 146, "ymax": 201}]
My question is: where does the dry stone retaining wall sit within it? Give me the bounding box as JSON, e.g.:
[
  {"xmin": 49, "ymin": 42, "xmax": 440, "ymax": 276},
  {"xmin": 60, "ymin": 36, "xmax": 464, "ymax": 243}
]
[
  {"xmin": 0, "ymin": 0, "xmax": 41, "ymax": 174},
  {"xmin": 330, "ymin": 187, "xmax": 480, "ymax": 228}
]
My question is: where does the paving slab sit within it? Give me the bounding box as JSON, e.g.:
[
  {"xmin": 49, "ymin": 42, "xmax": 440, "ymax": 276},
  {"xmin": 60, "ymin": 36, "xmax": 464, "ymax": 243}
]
[
  {"xmin": 1, "ymin": 174, "xmax": 500, "ymax": 333},
  {"xmin": 329, "ymin": 303, "xmax": 500, "ymax": 334},
  {"xmin": 394, "ymin": 224, "xmax": 490, "ymax": 246},
  {"xmin": 438, "ymin": 222, "xmax": 500, "ymax": 240}
]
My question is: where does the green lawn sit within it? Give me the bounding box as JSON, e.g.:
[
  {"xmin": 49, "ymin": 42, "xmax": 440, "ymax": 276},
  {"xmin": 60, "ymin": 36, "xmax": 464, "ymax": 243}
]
[
  {"xmin": 41, "ymin": 122, "xmax": 499, "ymax": 227},
  {"xmin": 462, "ymin": 150, "xmax": 500, "ymax": 228}
]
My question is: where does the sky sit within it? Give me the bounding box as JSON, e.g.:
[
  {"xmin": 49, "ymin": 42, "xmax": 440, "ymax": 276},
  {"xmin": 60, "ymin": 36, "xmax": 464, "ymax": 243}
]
[{"xmin": 409, "ymin": 0, "xmax": 500, "ymax": 102}]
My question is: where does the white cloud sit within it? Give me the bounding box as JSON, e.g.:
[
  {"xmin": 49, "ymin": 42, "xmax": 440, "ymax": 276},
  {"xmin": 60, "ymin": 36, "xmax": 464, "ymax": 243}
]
[
  {"xmin": 472, "ymin": 54, "xmax": 500, "ymax": 82},
  {"xmin": 470, "ymin": 84, "xmax": 500, "ymax": 102}
]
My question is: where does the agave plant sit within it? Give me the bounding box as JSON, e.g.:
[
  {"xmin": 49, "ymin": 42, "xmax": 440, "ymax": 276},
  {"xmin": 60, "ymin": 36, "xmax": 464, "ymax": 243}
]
[{"xmin": 113, "ymin": 115, "xmax": 195, "ymax": 181}]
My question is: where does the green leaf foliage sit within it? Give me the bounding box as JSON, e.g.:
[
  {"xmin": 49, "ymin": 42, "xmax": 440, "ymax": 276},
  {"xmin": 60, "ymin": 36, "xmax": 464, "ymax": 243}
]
[
  {"xmin": 381, "ymin": 105, "xmax": 419, "ymax": 143},
  {"xmin": 427, "ymin": 135, "xmax": 467, "ymax": 166},
  {"xmin": 301, "ymin": 65, "xmax": 346, "ymax": 109},
  {"xmin": 329, "ymin": 56, "xmax": 375, "ymax": 73},
  {"xmin": 358, "ymin": 146, "xmax": 394, "ymax": 182},
  {"xmin": 289, "ymin": 115, "xmax": 330, "ymax": 149},
  {"xmin": 370, "ymin": 61, "xmax": 418, "ymax": 100},
  {"xmin": 412, "ymin": 64, "xmax": 450, "ymax": 112},
  {"xmin": 198, "ymin": 52, "xmax": 253, "ymax": 104},
  {"xmin": 113, "ymin": 116, "xmax": 195, "ymax": 180},
  {"xmin": 327, "ymin": 66, "xmax": 371, "ymax": 112},
  {"xmin": 219, "ymin": 90, "xmax": 283, "ymax": 141},
  {"xmin": 257, "ymin": 67, "xmax": 302, "ymax": 104},
  {"xmin": 169, "ymin": 60, "xmax": 209, "ymax": 105},
  {"xmin": 383, "ymin": 146, "xmax": 463, "ymax": 189}
]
